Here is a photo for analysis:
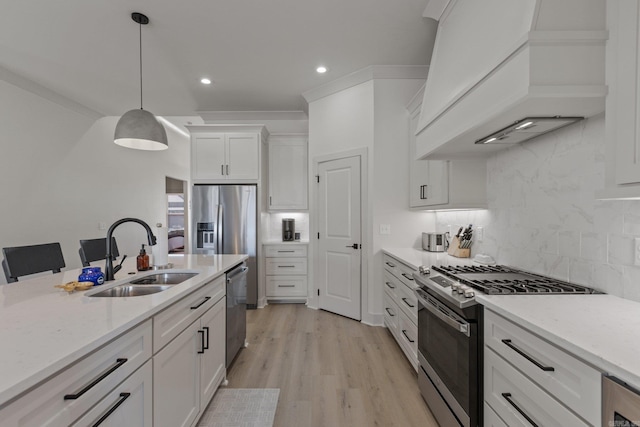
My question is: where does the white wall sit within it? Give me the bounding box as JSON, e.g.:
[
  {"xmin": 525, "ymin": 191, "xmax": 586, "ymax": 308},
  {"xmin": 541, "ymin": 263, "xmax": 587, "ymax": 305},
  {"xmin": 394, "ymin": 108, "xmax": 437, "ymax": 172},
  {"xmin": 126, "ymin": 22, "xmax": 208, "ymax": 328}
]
[
  {"xmin": 437, "ymin": 113, "xmax": 640, "ymax": 302},
  {"xmin": 0, "ymin": 78, "xmax": 190, "ymax": 284},
  {"xmin": 307, "ymin": 79, "xmax": 436, "ymax": 323}
]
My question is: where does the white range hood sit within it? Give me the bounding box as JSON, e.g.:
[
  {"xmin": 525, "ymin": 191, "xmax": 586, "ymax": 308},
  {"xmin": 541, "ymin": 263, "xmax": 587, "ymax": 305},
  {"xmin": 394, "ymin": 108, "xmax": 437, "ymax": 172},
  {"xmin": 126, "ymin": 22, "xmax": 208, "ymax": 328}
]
[{"xmin": 415, "ymin": 0, "xmax": 607, "ymax": 160}]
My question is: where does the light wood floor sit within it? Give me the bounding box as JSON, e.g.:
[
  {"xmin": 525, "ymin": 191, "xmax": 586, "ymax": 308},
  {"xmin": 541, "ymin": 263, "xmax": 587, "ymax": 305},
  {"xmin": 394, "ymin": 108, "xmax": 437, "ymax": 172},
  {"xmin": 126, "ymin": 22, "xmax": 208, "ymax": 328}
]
[{"xmin": 225, "ymin": 304, "xmax": 439, "ymax": 427}]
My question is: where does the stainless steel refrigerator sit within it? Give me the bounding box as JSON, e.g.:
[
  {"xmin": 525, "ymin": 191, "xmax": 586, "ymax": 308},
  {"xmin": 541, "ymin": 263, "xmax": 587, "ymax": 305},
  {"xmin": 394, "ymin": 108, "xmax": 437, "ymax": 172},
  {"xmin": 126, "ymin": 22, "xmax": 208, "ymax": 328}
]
[{"xmin": 192, "ymin": 184, "xmax": 257, "ymax": 308}]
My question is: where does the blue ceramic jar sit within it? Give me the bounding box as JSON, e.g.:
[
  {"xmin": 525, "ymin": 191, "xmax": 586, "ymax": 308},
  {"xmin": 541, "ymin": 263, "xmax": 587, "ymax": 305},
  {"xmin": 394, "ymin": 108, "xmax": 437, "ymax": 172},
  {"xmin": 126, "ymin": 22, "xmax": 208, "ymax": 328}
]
[{"xmin": 78, "ymin": 266, "xmax": 105, "ymax": 286}]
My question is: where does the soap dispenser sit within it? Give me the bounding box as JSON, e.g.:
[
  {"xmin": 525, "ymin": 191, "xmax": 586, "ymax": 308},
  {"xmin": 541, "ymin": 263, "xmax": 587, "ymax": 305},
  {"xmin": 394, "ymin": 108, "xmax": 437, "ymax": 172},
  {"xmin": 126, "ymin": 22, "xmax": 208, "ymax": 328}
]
[{"xmin": 137, "ymin": 244, "xmax": 149, "ymax": 271}]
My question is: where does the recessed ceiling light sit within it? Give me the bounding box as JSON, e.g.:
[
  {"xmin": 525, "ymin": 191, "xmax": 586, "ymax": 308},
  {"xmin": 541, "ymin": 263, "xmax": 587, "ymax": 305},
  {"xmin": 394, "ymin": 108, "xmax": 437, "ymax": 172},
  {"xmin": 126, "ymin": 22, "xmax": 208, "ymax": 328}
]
[
  {"xmin": 316, "ymin": 66, "xmax": 327, "ymax": 74},
  {"xmin": 200, "ymin": 78, "xmax": 212, "ymax": 85}
]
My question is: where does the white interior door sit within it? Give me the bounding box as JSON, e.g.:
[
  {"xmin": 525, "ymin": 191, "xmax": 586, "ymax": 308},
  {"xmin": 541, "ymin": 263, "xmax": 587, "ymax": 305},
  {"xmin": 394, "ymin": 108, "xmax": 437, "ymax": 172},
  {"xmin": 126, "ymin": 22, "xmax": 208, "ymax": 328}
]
[{"xmin": 317, "ymin": 155, "xmax": 361, "ymax": 320}]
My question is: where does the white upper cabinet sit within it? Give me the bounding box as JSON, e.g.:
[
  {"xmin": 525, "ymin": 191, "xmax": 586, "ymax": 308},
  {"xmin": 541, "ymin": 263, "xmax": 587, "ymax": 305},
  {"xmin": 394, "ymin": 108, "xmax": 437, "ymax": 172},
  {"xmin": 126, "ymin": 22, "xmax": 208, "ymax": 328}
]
[
  {"xmin": 416, "ymin": 0, "xmax": 606, "ymax": 160},
  {"xmin": 598, "ymin": 0, "xmax": 640, "ymax": 198},
  {"xmin": 188, "ymin": 125, "xmax": 268, "ymax": 183},
  {"xmin": 408, "ymin": 86, "xmax": 487, "ymax": 210},
  {"xmin": 268, "ymin": 135, "xmax": 308, "ymax": 210}
]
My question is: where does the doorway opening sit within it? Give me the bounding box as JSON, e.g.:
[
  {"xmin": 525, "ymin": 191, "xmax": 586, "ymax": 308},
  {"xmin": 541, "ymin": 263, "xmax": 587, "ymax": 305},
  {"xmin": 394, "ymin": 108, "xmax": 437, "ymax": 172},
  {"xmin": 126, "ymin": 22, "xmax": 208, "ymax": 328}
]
[{"xmin": 166, "ymin": 177, "xmax": 187, "ymax": 254}]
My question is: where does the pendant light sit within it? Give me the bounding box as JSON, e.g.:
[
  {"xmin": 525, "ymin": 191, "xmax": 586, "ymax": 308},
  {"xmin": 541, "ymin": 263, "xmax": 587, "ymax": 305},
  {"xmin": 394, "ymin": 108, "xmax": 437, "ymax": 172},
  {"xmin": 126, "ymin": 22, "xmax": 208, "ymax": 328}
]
[{"xmin": 114, "ymin": 12, "xmax": 168, "ymax": 151}]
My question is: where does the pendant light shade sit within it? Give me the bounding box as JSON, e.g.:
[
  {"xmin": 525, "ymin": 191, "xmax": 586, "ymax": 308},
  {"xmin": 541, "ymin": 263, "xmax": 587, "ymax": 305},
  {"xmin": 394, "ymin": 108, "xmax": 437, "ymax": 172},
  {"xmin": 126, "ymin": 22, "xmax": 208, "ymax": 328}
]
[{"xmin": 114, "ymin": 12, "xmax": 168, "ymax": 151}]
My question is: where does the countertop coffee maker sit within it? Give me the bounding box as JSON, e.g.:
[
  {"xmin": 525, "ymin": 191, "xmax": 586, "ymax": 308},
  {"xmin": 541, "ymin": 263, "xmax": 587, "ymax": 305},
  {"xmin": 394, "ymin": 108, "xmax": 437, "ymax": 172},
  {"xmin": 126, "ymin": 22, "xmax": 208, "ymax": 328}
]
[{"xmin": 282, "ymin": 218, "xmax": 295, "ymax": 241}]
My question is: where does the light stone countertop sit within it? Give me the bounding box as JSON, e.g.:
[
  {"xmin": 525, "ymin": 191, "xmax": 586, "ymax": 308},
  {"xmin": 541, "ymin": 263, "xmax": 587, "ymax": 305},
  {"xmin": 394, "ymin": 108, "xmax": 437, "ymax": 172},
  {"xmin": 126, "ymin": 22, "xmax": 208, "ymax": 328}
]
[
  {"xmin": 383, "ymin": 247, "xmax": 640, "ymax": 391},
  {"xmin": 0, "ymin": 253, "xmax": 247, "ymax": 407},
  {"xmin": 262, "ymin": 240, "xmax": 309, "ymax": 245},
  {"xmin": 477, "ymin": 294, "xmax": 640, "ymax": 390}
]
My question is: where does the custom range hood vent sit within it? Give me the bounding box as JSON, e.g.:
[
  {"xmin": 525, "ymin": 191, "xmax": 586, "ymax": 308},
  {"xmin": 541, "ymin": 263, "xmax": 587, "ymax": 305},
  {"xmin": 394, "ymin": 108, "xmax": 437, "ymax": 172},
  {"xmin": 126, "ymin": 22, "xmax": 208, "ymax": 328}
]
[
  {"xmin": 475, "ymin": 117, "xmax": 583, "ymax": 145},
  {"xmin": 415, "ymin": 0, "xmax": 607, "ymax": 160}
]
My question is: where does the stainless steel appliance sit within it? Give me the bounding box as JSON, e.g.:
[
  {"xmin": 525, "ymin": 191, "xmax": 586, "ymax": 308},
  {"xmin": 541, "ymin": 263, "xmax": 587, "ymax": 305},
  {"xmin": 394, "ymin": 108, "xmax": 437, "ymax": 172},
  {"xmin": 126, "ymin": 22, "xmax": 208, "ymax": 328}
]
[
  {"xmin": 226, "ymin": 262, "xmax": 248, "ymax": 366},
  {"xmin": 413, "ymin": 264, "xmax": 601, "ymax": 427},
  {"xmin": 422, "ymin": 232, "xmax": 448, "ymax": 252},
  {"xmin": 192, "ymin": 184, "xmax": 257, "ymax": 308},
  {"xmin": 603, "ymin": 375, "xmax": 640, "ymax": 427},
  {"xmin": 282, "ymin": 218, "xmax": 295, "ymax": 241}
]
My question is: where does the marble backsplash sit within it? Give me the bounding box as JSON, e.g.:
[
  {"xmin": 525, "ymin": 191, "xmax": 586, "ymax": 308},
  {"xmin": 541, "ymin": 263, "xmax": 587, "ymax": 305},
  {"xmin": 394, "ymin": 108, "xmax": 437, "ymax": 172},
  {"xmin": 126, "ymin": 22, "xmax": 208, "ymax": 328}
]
[{"xmin": 436, "ymin": 114, "xmax": 640, "ymax": 302}]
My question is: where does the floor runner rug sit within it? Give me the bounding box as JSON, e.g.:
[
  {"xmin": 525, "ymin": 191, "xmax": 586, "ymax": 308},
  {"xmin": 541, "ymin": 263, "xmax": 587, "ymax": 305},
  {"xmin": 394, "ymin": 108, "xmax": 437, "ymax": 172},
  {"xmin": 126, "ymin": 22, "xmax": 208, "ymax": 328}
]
[{"xmin": 197, "ymin": 388, "xmax": 280, "ymax": 427}]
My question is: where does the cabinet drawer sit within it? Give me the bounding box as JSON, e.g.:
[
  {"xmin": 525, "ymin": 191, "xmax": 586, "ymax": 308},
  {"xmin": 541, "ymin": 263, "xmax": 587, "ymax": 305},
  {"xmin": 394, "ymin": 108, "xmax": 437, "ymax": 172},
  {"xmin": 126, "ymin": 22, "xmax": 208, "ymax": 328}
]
[
  {"xmin": 394, "ymin": 260, "xmax": 418, "ymax": 290},
  {"xmin": 71, "ymin": 360, "xmax": 153, "ymax": 427},
  {"xmin": 484, "ymin": 402, "xmax": 509, "ymax": 427},
  {"xmin": 153, "ymin": 276, "xmax": 225, "ymax": 353},
  {"xmin": 383, "ymin": 254, "xmax": 399, "ymax": 275},
  {"xmin": 485, "ymin": 347, "xmax": 589, "ymax": 427},
  {"xmin": 264, "ymin": 245, "xmax": 307, "ymax": 257},
  {"xmin": 266, "ymin": 276, "xmax": 307, "ymax": 297},
  {"xmin": 484, "ymin": 310, "xmax": 601, "ymax": 424},
  {"xmin": 398, "ymin": 312, "xmax": 418, "ymax": 360},
  {"xmin": 266, "ymin": 258, "xmax": 307, "ymax": 275},
  {"xmin": 383, "ymin": 270, "xmax": 399, "ymax": 299},
  {"xmin": 383, "ymin": 292, "xmax": 399, "ymax": 335},
  {"xmin": 1, "ymin": 320, "xmax": 152, "ymax": 427},
  {"xmin": 395, "ymin": 280, "xmax": 418, "ymax": 324}
]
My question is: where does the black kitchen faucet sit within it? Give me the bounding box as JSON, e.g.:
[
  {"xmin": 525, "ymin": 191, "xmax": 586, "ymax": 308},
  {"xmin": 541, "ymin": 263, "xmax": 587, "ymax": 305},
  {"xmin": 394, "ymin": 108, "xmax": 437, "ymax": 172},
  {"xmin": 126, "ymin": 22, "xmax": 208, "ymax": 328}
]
[{"xmin": 105, "ymin": 218, "xmax": 156, "ymax": 281}]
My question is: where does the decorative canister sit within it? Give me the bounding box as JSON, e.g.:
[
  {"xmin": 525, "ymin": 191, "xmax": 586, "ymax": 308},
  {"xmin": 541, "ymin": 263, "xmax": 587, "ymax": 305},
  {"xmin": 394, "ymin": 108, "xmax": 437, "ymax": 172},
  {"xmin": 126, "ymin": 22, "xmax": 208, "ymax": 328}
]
[{"xmin": 78, "ymin": 266, "xmax": 105, "ymax": 286}]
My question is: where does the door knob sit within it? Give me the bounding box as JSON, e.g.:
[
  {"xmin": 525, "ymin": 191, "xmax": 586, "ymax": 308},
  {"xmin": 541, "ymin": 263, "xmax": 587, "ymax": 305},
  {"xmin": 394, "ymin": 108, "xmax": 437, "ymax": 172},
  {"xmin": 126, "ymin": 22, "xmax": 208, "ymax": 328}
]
[{"xmin": 346, "ymin": 243, "xmax": 360, "ymax": 249}]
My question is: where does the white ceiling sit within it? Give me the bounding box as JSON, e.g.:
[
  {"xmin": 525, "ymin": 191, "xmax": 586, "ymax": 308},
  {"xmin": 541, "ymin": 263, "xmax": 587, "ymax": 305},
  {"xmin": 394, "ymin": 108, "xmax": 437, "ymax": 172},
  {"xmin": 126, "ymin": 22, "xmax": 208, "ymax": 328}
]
[{"xmin": 0, "ymin": 1, "xmax": 437, "ymax": 117}]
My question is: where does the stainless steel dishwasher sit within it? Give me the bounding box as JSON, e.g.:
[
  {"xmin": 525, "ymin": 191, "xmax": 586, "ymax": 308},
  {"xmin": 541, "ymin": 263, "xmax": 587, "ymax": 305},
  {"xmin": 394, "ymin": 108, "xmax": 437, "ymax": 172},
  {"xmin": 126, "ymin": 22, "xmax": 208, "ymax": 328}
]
[{"xmin": 226, "ymin": 262, "xmax": 248, "ymax": 367}]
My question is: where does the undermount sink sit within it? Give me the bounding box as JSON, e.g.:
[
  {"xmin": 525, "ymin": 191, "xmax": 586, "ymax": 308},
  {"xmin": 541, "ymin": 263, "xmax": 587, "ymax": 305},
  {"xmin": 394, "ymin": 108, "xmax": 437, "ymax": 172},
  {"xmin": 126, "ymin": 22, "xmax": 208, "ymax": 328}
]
[{"xmin": 87, "ymin": 272, "xmax": 198, "ymax": 297}]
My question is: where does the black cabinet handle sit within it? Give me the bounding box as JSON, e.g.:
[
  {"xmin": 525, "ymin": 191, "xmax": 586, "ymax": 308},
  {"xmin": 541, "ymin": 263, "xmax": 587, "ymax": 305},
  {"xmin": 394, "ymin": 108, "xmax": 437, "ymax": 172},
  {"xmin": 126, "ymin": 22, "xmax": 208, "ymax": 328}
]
[
  {"xmin": 191, "ymin": 296, "xmax": 211, "ymax": 310},
  {"xmin": 277, "ymin": 250, "xmax": 295, "ymax": 253},
  {"xmin": 203, "ymin": 326, "xmax": 210, "ymax": 350},
  {"xmin": 385, "ymin": 281, "xmax": 395, "ymax": 289},
  {"xmin": 420, "ymin": 185, "xmax": 428, "ymax": 199},
  {"xmin": 277, "ymin": 265, "xmax": 296, "ymax": 268},
  {"xmin": 402, "ymin": 330, "xmax": 415, "ymax": 343},
  {"xmin": 502, "ymin": 339, "xmax": 555, "ymax": 372},
  {"xmin": 64, "ymin": 358, "xmax": 127, "ymax": 400},
  {"xmin": 401, "ymin": 273, "xmax": 414, "ymax": 281},
  {"xmin": 385, "ymin": 262, "xmax": 395, "ymax": 268},
  {"xmin": 91, "ymin": 392, "xmax": 131, "ymax": 427},
  {"xmin": 401, "ymin": 297, "xmax": 415, "ymax": 308},
  {"xmin": 198, "ymin": 329, "xmax": 206, "ymax": 354},
  {"xmin": 385, "ymin": 307, "xmax": 395, "ymax": 316},
  {"xmin": 501, "ymin": 393, "xmax": 538, "ymax": 427}
]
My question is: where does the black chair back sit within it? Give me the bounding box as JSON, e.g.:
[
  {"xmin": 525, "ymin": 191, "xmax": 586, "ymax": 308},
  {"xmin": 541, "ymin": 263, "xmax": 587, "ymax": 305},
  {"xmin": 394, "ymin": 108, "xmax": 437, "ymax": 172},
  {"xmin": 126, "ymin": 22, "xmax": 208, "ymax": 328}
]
[
  {"xmin": 2, "ymin": 243, "xmax": 66, "ymax": 283},
  {"xmin": 79, "ymin": 238, "xmax": 119, "ymax": 267}
]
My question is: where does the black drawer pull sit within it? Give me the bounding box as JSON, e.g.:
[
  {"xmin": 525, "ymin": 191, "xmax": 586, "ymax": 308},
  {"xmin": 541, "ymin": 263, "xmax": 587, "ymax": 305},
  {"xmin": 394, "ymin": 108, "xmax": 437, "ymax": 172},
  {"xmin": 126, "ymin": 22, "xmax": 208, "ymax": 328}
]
[
  {"xmin": 203, "ymin": 326, "xmax": 210, "ymax": 350},
  {"xmin": 501, "ymin": 393, "xmax": 538, "ymax": 427},
  {"xmin": 401, "ymin": 330, "xmax": 415, "ymax": 343},
  {"xmin": 385, "ymin": 308, "xmax": 395, "ymax": 316},
  {"xmin": 385, "ymin": 261, "xmax": 395, "ymax": 268},
  {"xmin": 278, "ymin": 284, "xmax": 296, "ymax": 287},
  {"xmin": 502, "ymin": 339, "xmax": 554, "ymax": 372},
  {"xmin": 277, "ymin": 265, "xmax": 296, "ymax": 268},
  {"xmin": 64, "ymin": 358, "xmax": 128, "ymax": 400},
  {"xmin": 277, "ymin": 250, "xmax": 295, "ymax": 253},
  {"xmin": 401, "ymin": 273, "xmax": 414, "ymax": 281},
  {"xmin": 198, "ymin": 329, "xmax": 206, "ymax": 354},
  {"xmin": 191, "ymin": 296, "xmax": 211, "ymax": 310},
  {"xmin": 401, "ymin": 297, "xmax": 415, "ymax": 308},
  {"xmin": 385, "ymin": 281, "xmax": 395, "ymax": 289},
  {"xmin": 91, "ymin": 392, "xmax": 131, "ymax": 426}
]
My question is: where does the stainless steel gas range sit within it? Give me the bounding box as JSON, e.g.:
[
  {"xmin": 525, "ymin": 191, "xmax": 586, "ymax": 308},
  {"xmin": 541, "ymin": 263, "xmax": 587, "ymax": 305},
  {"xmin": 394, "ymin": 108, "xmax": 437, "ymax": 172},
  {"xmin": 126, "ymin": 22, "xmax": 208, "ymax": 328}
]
[{"xmin": 413, "ymin": 264, "xmax": 600, "ymax": 427}]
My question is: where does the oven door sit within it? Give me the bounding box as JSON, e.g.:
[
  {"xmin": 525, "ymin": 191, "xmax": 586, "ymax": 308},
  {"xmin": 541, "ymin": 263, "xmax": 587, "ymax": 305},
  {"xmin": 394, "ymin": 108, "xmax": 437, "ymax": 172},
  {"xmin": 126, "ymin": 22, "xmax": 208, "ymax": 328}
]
[{"xmin": 416, "ymin": 288, "xmax": 478, "ymax": 427}]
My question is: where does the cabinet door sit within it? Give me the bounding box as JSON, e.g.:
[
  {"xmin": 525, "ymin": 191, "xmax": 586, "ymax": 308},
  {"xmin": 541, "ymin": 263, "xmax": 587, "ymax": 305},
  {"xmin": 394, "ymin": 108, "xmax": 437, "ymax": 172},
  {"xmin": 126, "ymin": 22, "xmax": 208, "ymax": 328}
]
[
  {"xmin": 71, "ymin": 360, "xmax": 153, "ymax": 427},
  {"xmin": 193, "ymin": 135, "xmax": 226, "ymax": 180},
  {"xmin": 154, "ymin": 321, "xmax": 201, "ymax": 427},
  {"xmin": 226, "ymin": 133, "xmax": 259, "ymax": 180},
  {"xmin": 268, "ymin": 139, "xmax": 308, "ymax": 210},
  {"xmin": 200, "ymin": 298, "xmax": 226, "ymax": 409}
]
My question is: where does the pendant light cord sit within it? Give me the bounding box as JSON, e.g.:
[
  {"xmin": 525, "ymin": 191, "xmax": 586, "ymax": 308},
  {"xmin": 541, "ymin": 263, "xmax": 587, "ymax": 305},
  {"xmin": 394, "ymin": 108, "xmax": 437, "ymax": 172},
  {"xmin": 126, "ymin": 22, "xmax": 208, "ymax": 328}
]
[{"xmin": 139, "ymin": 20, "xmax": 143, "ymax": 110}]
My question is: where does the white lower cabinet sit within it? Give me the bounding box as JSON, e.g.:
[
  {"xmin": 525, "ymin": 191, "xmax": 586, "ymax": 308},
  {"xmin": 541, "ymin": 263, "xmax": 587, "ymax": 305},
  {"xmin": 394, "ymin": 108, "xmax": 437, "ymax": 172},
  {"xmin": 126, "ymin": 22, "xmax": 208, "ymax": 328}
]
[
  {"xmin": 264, "ymin": 244, "xmax": 308, "ymax": 301},
  {"xmin": 0, "ymin": 320, "xmax": 152, "ymax": 427},
  {"xmin": 382, "ymin": 253, "xmax": 418, "ymax": 371},
  {"xmin": 71, "ymin": 360, "xmax": 153, "ymax": 427},
  {"xmin": 484, "ymin": 309, "xmax": 601, "ymax": 426},
  {"xmin": 154, "ymin": 284, "xmax": 226, "ymax": 427}
]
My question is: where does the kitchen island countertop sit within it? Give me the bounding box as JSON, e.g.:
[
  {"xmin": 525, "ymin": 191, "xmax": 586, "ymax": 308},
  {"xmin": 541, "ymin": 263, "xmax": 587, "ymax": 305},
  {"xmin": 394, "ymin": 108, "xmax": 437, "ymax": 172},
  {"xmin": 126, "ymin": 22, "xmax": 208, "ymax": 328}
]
[{"xmin": 0, "ymin": 253, "xmax": 247, "ymax": 407}]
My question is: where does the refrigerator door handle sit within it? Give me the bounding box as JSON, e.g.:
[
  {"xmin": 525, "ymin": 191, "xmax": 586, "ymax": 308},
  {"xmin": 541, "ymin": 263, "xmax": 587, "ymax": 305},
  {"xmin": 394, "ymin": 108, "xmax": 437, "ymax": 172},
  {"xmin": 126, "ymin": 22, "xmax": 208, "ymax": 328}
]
[{"xmin": 216, "ymin": 204, "xmax": 223, "ymax": 254}]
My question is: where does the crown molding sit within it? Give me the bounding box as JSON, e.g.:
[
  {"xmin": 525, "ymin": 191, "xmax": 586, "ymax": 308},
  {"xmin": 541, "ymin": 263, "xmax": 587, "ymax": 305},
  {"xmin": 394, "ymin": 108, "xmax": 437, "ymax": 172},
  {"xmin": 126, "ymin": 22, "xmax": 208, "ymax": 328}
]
[
  {"xmin": 0, "ymin": 64, "xmax": 103, "ymax": 120},
  {"xmin": 197, "ymin": 110, "xmax": 308, "ymax": 122},
  {"xmin": 302, "ymin": 65, "xmax": 429, "ymax": 104}
]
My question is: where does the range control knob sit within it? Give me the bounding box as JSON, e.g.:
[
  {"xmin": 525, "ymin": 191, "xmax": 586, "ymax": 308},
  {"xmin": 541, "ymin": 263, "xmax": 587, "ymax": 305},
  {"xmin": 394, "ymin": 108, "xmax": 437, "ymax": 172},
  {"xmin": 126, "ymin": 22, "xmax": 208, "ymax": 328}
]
[
  {"xmin": 464, "ymin": 289, "xmax": 475, "ymax": 298},
  {"xmin": 418, "ymin": 265, "xmax": 430, "ymax": 275},
  {"xmin": 451, "ymin": 282, "xmax": 461, "ymax": 292},
  {"xmin": 458, "ymin": 285, "xmax": 470, "ymax": 294}
]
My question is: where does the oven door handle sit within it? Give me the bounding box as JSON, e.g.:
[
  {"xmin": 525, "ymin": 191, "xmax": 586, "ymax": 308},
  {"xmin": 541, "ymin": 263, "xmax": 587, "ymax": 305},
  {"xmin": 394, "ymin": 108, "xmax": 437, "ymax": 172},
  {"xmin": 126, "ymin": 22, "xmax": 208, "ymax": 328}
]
[{"xmin": 416, "ymin": 290, "xmax": 470, "ymax": 337}]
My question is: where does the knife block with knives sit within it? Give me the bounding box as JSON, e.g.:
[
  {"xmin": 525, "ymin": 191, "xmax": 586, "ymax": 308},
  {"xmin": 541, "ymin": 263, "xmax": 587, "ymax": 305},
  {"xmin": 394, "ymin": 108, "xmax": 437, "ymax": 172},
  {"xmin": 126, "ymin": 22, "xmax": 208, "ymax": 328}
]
[{"xmin": 447, "ymin": 225, "xmax": 473, "ymax": 258}]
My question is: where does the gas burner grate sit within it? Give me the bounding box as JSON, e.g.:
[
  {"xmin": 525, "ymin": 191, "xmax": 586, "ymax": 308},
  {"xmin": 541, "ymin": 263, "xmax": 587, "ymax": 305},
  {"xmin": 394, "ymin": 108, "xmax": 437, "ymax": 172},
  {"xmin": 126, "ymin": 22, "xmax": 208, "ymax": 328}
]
[{"xmin": 430, "ymin": 264, "xmax": 600, "ymax": 295}]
